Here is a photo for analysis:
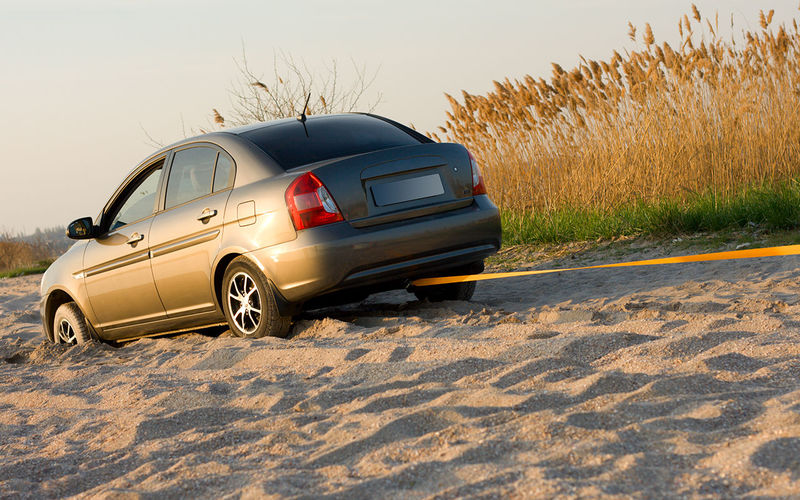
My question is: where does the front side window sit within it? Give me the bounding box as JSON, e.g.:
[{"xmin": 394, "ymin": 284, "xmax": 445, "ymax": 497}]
[
  {"xmin": 165, "ymin": 147, "xmax": 216, "ymax": 209},
  {"xmin": 109, "ymin": 165, "xmax": 163, "ymax": 231}
]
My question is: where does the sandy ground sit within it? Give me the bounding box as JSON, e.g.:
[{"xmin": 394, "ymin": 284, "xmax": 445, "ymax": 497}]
[{"xmin": 4, "ymin": 240, "xmax": 800, "ymax": 498}]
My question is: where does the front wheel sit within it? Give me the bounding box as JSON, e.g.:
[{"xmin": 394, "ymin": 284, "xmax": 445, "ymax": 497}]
[
  {"xmin": 222, "ymin": 257, "xmax": 292, "ymax": 338},
  {"xmin": 53, "ymin": 302, "xmax": 93, "ymax": 344}
]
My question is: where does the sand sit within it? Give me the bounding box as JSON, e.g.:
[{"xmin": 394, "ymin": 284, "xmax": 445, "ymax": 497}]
[{"xmin": 3, "ymin": 240, "xmax": 800, "ymax": 498}]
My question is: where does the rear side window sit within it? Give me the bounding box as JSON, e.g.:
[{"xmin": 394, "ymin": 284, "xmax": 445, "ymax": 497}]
[
  {"xmin": 165, "ymin": 147, "xmax": 216, "ymax": 209},
  {"xmin": 213, "ymin": 153, "xmax": 235, "ymax": 192},
  {"xmin": 240, "ymin": 114, "xmax": 422, "ymax": 170}
]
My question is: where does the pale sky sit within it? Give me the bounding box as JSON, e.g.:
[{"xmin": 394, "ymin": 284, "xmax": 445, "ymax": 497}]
[{"xmin": 2, "ymin": 0, "xmax": 797, "ymax": 233}]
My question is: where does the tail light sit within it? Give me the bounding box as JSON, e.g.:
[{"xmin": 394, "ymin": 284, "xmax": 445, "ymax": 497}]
[
  {"xmin": 468, "ymin": 150, "xmax": 487, "ymax": 196},
  {"xmin": 285, "ymin": 172, "xmax": 344, "ymax": 230}
]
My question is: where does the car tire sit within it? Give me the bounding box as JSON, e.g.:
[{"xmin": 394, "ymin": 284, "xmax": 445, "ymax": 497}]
[
  {"xmin": 412, "ymin": 261, "xmax": 483, "ymax": 302},
  {"xmin": 413, "ymin": 280, "xmax": 476, "ymax": 302},
  {"xmin": 53, "ymin": 302, "xmax": 93, "ymax": 345},
  {"xmin": 222, "ymin": 257, "xmax": 291, "ymax": 339}
]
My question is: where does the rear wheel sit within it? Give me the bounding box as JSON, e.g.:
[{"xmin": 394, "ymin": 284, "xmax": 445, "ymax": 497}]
[
  {"xmin": 411, "ymin": 261, "xmax": 483, "ymax": 302},
  {"xmin": 53, "ymin": 302, "xmax": 93, "ymax": 345},
  {"xmin": 413, "ymin": 280, "xmax": 476, "ymax": 302},
  {"xmin": 222, "ymin": 257, "xmax": 291, "ymax": 338}
]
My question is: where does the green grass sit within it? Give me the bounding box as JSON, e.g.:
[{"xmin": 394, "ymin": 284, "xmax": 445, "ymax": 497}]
[
  {"xmin": 0, "ymin": 260, "xmax": 53, "ymax": 279},
  {"xmin": 502, "ymin": 179, "xmax": 800, "ymax": 245}
]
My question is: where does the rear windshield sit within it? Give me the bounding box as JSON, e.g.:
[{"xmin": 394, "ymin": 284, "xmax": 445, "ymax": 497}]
[{"xmin": 239, "ymin": 114, "xmax": 423, "ymax": 170}]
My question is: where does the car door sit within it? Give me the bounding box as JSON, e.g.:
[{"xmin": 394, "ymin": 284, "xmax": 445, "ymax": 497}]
[
  {"xmin": 83, "ymin": 160, "xmax": 167, "ymax": 331},
  {"xmin": 149, "ymin": 145, "xmax": 235, "ymax": 317}
]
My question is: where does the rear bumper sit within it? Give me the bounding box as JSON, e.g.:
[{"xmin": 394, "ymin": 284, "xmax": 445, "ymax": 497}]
[{"xmin": 246, "ymin": 196, "xmax": 501, "ymax": 304}]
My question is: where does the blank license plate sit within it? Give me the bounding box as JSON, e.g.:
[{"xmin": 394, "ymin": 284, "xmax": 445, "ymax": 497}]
[{"xmin": 371, "ymin": 174, "xmax": 445, "ymax": 207}]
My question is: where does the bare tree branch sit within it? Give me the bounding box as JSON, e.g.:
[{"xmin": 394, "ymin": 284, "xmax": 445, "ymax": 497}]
[
  {"xmin": 139, "ymin": 122, "xmax": 165, "ymax": 149},
  {"xmin": 214, "ymin": 48, "xmax": 382, "ymax": 127}
]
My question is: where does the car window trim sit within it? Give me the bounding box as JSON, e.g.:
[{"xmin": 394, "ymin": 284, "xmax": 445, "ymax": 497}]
[
  {"xmin": 154, "ymin": 150, "xmax": 174, "ymax": 216},
  {"xmin": 102, "ymin": 214, "xmax": 157, "ymax": 240},
  {"xmin": 155, "ymin": 188, "xmax": 231, "ymax": 215}
]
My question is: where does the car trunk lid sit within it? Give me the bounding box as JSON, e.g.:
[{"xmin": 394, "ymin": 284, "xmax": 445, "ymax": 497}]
[{"xmin": 306, "ymin": 143, "xmax": 474, "ymax": 227}]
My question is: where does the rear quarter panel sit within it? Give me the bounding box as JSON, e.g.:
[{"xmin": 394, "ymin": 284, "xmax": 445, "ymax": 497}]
[{"xmin": 216, "ymin": 175, "xmax": 298, "ymax": 266}]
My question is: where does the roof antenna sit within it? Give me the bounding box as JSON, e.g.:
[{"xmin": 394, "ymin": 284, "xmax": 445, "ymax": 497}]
[{"xmin": 296, "ymin": 92, "xmax": 311, "ymax": 137}]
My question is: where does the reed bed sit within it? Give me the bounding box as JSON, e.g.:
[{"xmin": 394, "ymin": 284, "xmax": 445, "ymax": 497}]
[
  {"xmin": 0, "ymin": 239, "xmax": 49, "ymax": 275},
  {"xmin": 434, "ymin": 6, "xmax": 800, "ymax": 236},
  {"xmin": 0, "ymin": 231, "xmax": 64, "ymax": 275}
]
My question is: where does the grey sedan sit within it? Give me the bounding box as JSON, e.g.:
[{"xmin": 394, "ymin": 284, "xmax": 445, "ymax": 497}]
[{"xmin": 40, "ymin": 113, "xmax": 501, "ymax": 342}]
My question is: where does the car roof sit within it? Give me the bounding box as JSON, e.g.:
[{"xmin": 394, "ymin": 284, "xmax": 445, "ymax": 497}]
[
  {"xmin": 151, "ymin": 113, "xmax": 428, "ymax": 156},
  {"xmin": 161, "ymin": 113, "xmax": 384, "ymax": 148},
  {"xmin": 221, "ymin": 112, "xmax": 379, "ymax": 135}
]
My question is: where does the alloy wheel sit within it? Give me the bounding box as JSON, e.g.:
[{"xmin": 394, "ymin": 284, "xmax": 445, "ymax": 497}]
[
  {"xmin": 58, "ymin": 318, "xmax": 77, "ymax": 344},
  {"xmin": 227, "ymin": 271, "xmax": 262, "ymax": 335}
]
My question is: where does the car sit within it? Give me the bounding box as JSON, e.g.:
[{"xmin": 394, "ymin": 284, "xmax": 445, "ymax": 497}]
[{"xmin": 40, "ymin": 112, "xmax": 502, "ymax": 343}]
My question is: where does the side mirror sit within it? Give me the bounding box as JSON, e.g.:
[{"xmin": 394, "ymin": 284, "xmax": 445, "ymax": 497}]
[{"xmin": 66, "ymin": 217, "xmax": 97, "ymax": 240}]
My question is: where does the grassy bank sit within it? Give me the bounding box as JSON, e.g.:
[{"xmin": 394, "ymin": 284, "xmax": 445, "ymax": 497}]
[
  {"xmin": 0, "ymin": 260, "xmax": 52, "ymax": 279},
  {"xmin": 502, "ymin": 180, "xmax": 800, "ymax": 245}
]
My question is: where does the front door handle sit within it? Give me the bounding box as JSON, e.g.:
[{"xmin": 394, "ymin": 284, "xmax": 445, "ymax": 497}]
[
  {"xmin": 196, "ymin": 208, "xmax": 218, "ymax": 222},
  {"xmin": 126, "ymin": 232, "xmax": 145, "ymax": 245}
]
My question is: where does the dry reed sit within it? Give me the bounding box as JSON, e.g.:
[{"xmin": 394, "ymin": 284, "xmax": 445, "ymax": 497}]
[
  {"xmin": 434, "ymin": 6, "xmax": 800, "ymax": 216},
  {"xmin": 0, "ymin": 231, "xmax": 66, "ymax": 273},
  {"xmin": 0, "ymin": 240, "xmax": 44, "ymax": 273}
]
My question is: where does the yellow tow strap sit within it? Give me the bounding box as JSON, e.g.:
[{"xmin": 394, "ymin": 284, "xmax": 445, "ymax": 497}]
[{"xmin": 411, "ymin": 244, "xmax": 800, "ymax": 287}]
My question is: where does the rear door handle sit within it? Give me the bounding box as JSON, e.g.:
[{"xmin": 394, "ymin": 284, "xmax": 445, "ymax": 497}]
[
  {"xmin": 196, "ymin": 208, "xmax": 218, "ymax": 222},
  {"xmin": 126, "ymin": 232, "xmax": 144, "ymax": 245}
]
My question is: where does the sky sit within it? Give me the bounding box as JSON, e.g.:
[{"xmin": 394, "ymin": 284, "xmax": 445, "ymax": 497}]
[{"xmin": 2, "ymin": 0, "xmax": 798, "ymax": 234}]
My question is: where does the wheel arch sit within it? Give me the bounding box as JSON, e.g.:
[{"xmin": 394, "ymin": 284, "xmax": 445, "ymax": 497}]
[
  {"xmin": 212, "ymin": 252, "xmax": 243, "ymax": 313},
  {"xmin": 212, "ymin": 251, "xmax": 299, "ymax": 317},
  {"xmin": 42, "ymin": 288, "xmax": 82, "ymax": 342}
]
